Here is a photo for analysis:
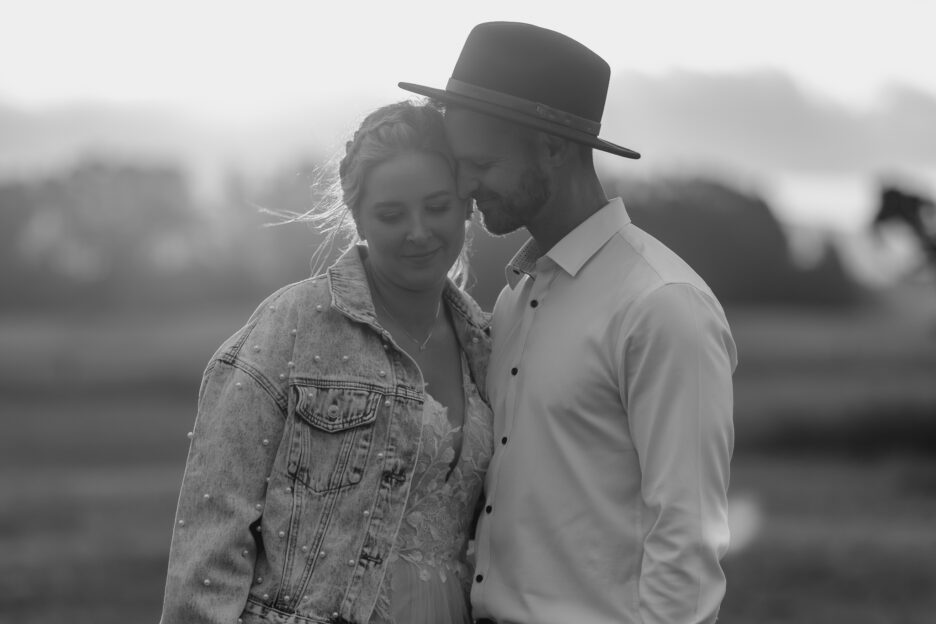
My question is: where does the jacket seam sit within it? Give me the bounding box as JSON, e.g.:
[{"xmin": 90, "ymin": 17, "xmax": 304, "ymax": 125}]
[{"xmin": 217, "ymin": 351, "xmax": 288, "ymax": 412}]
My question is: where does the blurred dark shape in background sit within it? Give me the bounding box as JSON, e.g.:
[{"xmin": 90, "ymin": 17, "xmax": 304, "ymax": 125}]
[
  {"xmin": 873, "ymin": 183, "xmax": 936, "ymax": 270},
  {"xmin": 621, "ymin": 177, "xmax": 865, "ymax": 307}
]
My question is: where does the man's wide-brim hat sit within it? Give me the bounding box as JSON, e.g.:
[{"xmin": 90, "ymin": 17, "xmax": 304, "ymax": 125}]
[{"xmin": 400, "ymin": 21, "xmax": 639, "ymax": 159}]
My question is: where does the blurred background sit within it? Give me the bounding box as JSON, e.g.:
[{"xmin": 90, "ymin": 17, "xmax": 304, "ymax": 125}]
[{"xmin": 2, "ymin": 1, "xmax": 935, "ymax": 622}]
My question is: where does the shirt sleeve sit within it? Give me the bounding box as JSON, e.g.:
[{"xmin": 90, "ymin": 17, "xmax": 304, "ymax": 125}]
[
  {"xmin": 620, "ymin": 283, "xmax": 737, "ymax": 624},
  {"xmin": 159, "ymin": 360, "xmax": 284, "ymax": 624}
]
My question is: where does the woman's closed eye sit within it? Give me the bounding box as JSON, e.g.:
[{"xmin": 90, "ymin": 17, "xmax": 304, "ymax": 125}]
[{"xmin": 376, "ymin": 210, "xmax": 404, "ymax": 223}]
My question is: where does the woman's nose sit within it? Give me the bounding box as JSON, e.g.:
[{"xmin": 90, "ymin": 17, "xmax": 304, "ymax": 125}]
[{"xmin": 405, "ymin": 216, "xmax": 431, "ymax": 243}]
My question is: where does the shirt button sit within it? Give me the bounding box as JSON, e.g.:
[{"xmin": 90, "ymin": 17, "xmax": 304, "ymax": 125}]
[
  {"xmin": 510, "ymin": 367, "xmax": 518, "ymax": 375},
  {"xmin": 475, "ymin": 574, "xmax": 484, "ymax": 582},
  {"xmin": 501, "ymin": 436, "xmax": 508, "ymax": 445},
  {"xmin": 530, "ymin": 299, "xmax": 539, "ymax": 308},
  {"xmin": 485, "ymin": 504, "xmax": 492, "ymax": 513}
]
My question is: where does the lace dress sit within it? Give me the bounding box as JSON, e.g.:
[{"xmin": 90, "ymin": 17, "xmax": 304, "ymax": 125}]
[{"xmin": 370, "ymin": 357, "xmax": 493, "ymax": 624}]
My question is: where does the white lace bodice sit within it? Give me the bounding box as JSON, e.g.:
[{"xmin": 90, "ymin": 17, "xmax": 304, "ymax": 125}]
[{"xmin": 370, "ymin": 362, "xmax": 493, "ymax": 623}]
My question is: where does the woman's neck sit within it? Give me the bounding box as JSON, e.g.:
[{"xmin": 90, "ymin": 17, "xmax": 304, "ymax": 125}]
[{"xmin": 363, "ymin": 258, "xmax": 446, "ymax": 329}]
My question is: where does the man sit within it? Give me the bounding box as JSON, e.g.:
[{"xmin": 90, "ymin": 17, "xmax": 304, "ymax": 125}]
[{"xmin": 401, "ymin": 21, "xmax": 737, "ymax": 624}]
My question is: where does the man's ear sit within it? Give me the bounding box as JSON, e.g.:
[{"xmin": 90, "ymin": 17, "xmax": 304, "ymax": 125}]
[{"xmin": 539, "ymin": 132, "xmax": 573, "ymax": 167}]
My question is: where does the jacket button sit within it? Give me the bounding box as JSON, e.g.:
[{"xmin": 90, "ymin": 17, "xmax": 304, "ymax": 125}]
[{"xmin": 326, "ymin": 405, "xmax": 340, "ymax": 420}]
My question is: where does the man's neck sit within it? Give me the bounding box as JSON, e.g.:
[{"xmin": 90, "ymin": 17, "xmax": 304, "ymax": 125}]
[{"xmin": 527, "ymin": 171, "xmax": 608, "ymax": 252}]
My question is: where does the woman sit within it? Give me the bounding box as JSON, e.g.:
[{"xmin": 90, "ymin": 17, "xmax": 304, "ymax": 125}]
[{"xmin": 159, "ymin": 101, "xmax": 493, "ymax": 624}]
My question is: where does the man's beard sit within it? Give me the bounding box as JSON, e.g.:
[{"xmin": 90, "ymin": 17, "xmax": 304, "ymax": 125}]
[{"xmin": 474, "ymin": 167, "xmax": 552, "ymax": 236}]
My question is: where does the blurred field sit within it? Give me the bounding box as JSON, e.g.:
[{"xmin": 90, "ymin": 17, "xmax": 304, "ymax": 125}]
[{"xmin": 2, "ymin": 283, "xmax": 935, "ymax": 623}]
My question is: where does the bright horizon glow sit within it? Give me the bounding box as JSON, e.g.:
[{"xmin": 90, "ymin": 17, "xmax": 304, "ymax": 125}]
[{"xmin": 1, "ymin": 0, "xmax": 934, "ymax": 123}]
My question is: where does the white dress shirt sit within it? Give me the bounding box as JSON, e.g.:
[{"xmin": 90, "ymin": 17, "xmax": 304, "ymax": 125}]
[{"xmin": 471, "ymin": 198, "xmax": 737, "ymax": 624}]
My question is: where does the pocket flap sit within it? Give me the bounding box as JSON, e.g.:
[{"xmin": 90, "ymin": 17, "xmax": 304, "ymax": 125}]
[{"xmin": 295, "ymin": 386, "xmax": 379, "ymax": 432}]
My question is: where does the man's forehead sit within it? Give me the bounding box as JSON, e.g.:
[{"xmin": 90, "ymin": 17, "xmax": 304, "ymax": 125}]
[
  {"xmin": 446, "ymin": 108, "xmax": 509, "ymax": 132},
  {"xmin": 445, "ymin": 108, "xmax": 513, "ymax": 155}
]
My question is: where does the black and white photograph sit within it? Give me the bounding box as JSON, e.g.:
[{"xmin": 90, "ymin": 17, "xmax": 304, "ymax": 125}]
[{"xmin": 1, "ymin": 1, "xmax": 935, "ymax": 622}]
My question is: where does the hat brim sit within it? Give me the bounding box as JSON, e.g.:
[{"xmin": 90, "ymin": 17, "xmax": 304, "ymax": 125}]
[{"xmin": 399, "ymin": 81, "xmax": 640, "ymax": 160}]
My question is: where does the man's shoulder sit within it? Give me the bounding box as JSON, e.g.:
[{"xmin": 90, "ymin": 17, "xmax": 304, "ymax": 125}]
[{"xmin": 604, "ymin": 223, "xmax": 718, "ymax": 303}]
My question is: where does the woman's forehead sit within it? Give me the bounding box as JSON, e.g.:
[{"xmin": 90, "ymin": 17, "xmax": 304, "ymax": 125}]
[{"xmin": 361, "ymin": 152, "xmax": 455, "ymax": 203}]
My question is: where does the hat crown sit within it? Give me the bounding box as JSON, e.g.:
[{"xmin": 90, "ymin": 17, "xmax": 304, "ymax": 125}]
[{"xmin": 451, "ymin": 22, "xmax": 610, "ymax": 124}]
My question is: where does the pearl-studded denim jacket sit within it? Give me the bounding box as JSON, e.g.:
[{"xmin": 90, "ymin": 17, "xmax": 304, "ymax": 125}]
[{"xmin": 159, "ymin": 246, "xmax": 491, "ymax": 624}]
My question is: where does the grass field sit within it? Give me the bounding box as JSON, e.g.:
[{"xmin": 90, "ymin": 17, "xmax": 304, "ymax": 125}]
[{"xmin": 2, "ymin": 284, "xmax": 935, "ymax": 623}]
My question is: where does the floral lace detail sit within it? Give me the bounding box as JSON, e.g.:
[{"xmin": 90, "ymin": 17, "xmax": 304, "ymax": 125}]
[{"xmin": 371, "ymin": 361, "xmax": 493, "ymax": 623}]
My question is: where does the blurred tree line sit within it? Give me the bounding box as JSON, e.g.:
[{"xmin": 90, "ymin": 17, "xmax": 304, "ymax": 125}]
[{"xmin": 0, "ymin": 158, "xmax": 865, "ymax": 314}]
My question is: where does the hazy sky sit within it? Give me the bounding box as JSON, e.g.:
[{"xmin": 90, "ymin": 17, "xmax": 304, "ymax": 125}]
[
  {"xmin": 1, "ymin": 0, "xmax": 934, "ymax": 231},
  {"xmin": 2, "ymin": 0, "xmax": 933, "ymax": 121}
]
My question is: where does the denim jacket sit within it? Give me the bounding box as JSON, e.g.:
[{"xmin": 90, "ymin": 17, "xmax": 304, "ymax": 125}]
[{"xmin": 159, "ymin": 246, "xmax": 491, "ymax": 624}]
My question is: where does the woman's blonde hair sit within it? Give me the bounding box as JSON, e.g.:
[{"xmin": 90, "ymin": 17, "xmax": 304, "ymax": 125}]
[{"xmin": 276, "ymin": 99, "xmax": 472, "ymax": 288}]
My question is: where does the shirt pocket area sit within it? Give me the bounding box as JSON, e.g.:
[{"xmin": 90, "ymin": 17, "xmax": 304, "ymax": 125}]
[{"xmin": 290, "ymin": 385, "xmax": 381, "ymax": 493}]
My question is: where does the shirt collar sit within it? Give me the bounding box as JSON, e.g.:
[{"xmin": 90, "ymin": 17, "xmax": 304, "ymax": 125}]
[{"xmin": 505, "ymin": 197, "xmax": 631, "ymax": 288}]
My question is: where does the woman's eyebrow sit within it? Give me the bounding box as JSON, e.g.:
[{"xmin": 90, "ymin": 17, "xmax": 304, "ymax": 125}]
[
  {"xmin": 423, "ymin": 190, "xmax": 453, "ymax": 201},
  {"xmin": 372, "ymin": 200, "xmax": 405, "ymax": 210}
]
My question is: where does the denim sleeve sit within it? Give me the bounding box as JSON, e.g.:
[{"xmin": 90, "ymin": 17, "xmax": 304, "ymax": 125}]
[{"xmin": 159, "ymin": 359, "xmax": 284, "ymax": 624}]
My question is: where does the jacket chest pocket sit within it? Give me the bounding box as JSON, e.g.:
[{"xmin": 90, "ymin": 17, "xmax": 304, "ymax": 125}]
[{"xmin": 289, "ymin": 385, "xmax": 381, "ymax": 493}]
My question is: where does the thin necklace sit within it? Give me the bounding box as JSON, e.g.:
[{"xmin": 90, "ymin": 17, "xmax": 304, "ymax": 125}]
[{"xmin": 373, "ymin": 289, "xmax": 442, "ymax": 351}]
